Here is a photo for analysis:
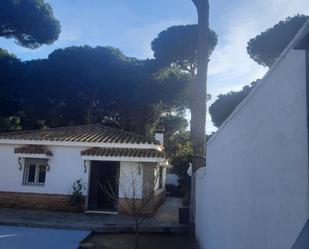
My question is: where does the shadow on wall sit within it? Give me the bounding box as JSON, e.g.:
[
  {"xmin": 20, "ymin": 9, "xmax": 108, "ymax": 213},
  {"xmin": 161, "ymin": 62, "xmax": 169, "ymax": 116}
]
[{"xmin": 292, "ymin": 220, "xmax": 309, "ymax": 249}]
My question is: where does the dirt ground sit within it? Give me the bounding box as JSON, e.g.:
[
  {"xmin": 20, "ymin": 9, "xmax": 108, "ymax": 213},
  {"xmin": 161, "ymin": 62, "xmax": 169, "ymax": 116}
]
[{"xmin": 80, "ymin": 233, "xmax": 199, "ymax": 249}]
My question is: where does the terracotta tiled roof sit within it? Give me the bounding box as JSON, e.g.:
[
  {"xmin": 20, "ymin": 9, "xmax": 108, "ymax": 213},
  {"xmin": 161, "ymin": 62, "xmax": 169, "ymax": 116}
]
[
  {"xmin": 81, "ymin": 147, "xmax": 165, "ymax": 158},
  {"xmin": 14, "ymin": 145, "xmax": 53, "ymax": 156},
  {"xmin": 0, "ymin": 124, "xmax": 159, "ymax": 145}
]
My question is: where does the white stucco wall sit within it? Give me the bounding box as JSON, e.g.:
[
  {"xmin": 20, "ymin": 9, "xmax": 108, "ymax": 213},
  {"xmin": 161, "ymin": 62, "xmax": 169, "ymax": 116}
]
[
  {"xmin": 0, "ymin": 143, "xmax": 164, "ymax": 201},
  {"xmin": 118, "ymin": 162, "xmax": 167, "ymax": 199},
  {"xmin": 118, "ymin": 161, "xmax": 143, "ymax": 199},
  {"xmin": 0, "ymin": 144, "xmax": 88, "ymax": 195},
  {"xmin": 196, "ymin": 48, "xmax": 309, "ymax": 249}
]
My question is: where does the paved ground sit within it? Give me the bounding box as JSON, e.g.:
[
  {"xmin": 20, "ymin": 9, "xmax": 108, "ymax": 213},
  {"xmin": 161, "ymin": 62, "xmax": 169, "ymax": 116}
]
[
  {"xmin": 0, "ymin": 198, "xmax": 186, "ymax": 233},
  {"xmin": 147, "ymin": 196, "xmax": 182, "ymax": 225},
  {"xmin": 0, "ymin": 226, "xmax": 89, "ymax": 249}
]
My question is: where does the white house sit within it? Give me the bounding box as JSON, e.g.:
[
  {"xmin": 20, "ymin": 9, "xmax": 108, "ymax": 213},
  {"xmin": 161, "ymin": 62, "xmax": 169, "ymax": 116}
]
[
  {"xmin": 196, "ymin": 21, "xmax": 309, "ymax": 249},
  {"xmin": 0, "ymin": 124, "xmax": 167, "ymax": 213}
]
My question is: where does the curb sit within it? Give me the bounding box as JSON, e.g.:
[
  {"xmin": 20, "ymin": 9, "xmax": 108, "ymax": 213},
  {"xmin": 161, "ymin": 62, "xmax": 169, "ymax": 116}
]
[{"xmin": 0, "ymin": 221, "xmax": 189, "ymax": 234}]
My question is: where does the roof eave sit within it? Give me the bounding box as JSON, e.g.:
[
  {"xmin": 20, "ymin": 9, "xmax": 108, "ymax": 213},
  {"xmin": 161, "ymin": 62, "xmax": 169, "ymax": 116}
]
[
  {"xmin": 0, "ymin": 139, "xmax": 160, "ymax": 150},
  {"xmin": 14, "ymin": 153, "xmax": 52, "ymax": 159},
  {"xmin": 81, "ymin": 155, "xmax": 165, "ymax": 163}
]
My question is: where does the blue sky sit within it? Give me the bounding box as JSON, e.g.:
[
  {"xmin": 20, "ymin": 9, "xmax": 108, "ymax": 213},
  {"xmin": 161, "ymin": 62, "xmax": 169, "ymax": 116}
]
[{"xmin": 1, "ymin": 0, "xmax": 309, "ymax": 133}]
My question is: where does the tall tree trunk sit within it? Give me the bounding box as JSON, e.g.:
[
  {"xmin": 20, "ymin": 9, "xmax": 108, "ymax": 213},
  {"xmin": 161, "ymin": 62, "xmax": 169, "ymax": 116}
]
[{"xmin": 190, "ymin": 0, "xmax": 209, "ymax": 225}]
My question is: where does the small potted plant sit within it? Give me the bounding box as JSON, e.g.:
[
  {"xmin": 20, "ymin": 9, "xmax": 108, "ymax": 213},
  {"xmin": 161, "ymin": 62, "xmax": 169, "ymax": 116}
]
[{"xmin": 70, "ymin": 179, "xmax": 86, "ymax": 211}]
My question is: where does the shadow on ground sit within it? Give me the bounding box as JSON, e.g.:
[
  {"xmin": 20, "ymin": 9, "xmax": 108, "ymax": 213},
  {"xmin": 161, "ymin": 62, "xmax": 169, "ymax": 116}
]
[
  {"xmin": 80, "ymin": 233, "xmax": 199, "ymax": 249},
  {"xmin": 0, "ymin": 198, "xmax": 185, "ymax": 233}
]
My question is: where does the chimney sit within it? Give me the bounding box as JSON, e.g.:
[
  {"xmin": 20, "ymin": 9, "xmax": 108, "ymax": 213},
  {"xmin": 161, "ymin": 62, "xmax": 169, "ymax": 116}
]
[{"xmin": 154, "ymin": 127, "xmax": 164, "ymax": 147}]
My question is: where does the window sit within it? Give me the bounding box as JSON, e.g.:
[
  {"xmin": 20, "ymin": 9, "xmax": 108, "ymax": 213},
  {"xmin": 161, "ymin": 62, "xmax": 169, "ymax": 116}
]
[{"xmin": 23, "ymin": 158, "xmax": 48, "ymax": 185}]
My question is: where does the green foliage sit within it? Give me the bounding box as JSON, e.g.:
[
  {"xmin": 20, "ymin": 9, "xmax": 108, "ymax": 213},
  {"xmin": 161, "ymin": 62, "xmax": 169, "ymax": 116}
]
[
  {"xmin": 247, "ymin": 15, "xmax": 308, "ymax": 67},
  {"xmin": 0, "ymin": 46, "xmax": 188, "ymax": 135},
  {"xmin": 0, "ymin": 48, "xmax": 23, "ymax": 118},
  {"xmin": 167, "ymin": 130, "xmax": 192, "ymax": 204},
  {"xmin": 209, "ymin": 81, "xmax": 258, "ymax": 128},
  {"xmin": 0, "ymin": 48, "xmax": 17, "ymax": 59},
  {"xmin": 160, "ymin": 114, "xmax": 188, "ymax": 141},
  {"xmin": 167, "ymin": 131, "xmax": 192, "ymax": 159},
  {"xmin": 156, "ymin": 114, "xmax": 192, "ymax": 200},
  {"xmin": 159, "ymin": 114, "xmax": 191, "ymax": 160},
  {"xmin": 70, "ymin": 179, "xmax": 86, "ymax": 208},
  {"xmin": 152, "ymin": 24, "xmax": 218, "ymax": 75},
  {"xmin": 153, "ymin": 68, "xmax": 191, "ymax": 111},
  {"xmin": 0, "ymin": 116, "xmax": 21, "ymax": 132},
  {"xmin": 0, "ymin": 0, "xmax": 61, "ymax": 48}
]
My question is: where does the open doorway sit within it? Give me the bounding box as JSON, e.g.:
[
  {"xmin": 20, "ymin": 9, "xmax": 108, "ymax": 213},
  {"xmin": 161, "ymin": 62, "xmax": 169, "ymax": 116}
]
[{"xmin": 87, "ymin": 161, "xmax": 119, "ymax": 212}]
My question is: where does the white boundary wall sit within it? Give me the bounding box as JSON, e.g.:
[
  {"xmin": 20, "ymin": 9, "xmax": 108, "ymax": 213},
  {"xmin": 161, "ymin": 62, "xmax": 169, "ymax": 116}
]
[{"xmin": 196, "ymin": 48, "xmax": 309, "ymax": 249}]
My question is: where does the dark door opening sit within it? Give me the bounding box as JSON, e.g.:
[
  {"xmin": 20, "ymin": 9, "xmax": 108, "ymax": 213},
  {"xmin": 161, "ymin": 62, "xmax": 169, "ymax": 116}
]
[{"xmin": 87, "ymin": 161, "xmax": 119, "ymax": 211}]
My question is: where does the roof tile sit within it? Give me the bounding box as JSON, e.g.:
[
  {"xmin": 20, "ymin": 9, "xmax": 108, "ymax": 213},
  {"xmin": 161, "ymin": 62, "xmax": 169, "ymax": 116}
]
[
  {"xmin": 81, "ymin": 147, "xmax": 165, "ymax": 158},
  {"xmin": 0, "ymin": 124, "xmax": 160, "ymax": 145},
  {"xmin": 14, "ymin": 145, "xmax": 53, "ymax": 156}
]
